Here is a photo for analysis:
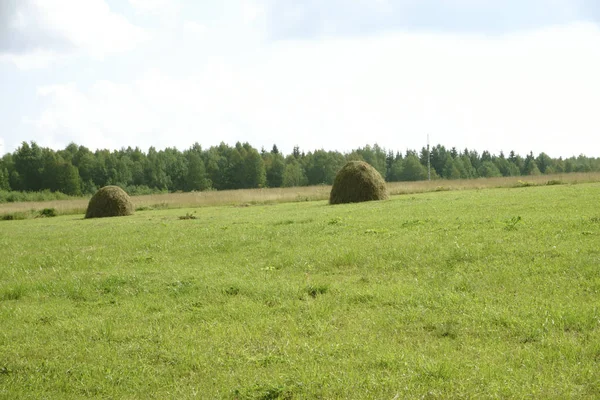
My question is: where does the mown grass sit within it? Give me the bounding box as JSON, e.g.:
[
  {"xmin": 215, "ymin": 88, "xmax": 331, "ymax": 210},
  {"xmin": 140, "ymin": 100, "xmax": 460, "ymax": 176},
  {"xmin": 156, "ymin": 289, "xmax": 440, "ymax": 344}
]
[
  {"xmin": 1, "ymin": 172, "xmax": 600, "ymax": 219},
  {"xmin": 1, "ymin": 183, "xmax": 600, "ymax": 398}
]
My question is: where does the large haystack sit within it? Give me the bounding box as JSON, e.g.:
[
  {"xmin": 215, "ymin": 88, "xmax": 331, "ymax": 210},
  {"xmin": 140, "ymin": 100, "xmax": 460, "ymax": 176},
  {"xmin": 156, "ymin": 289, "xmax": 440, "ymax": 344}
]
[
  {"xmin": 329, "ymin": 161, "xmax": 388, "ymax": 205},
  {"xmin": 85, "ymin": 186, "xmax": 134, "ymax": 219}
]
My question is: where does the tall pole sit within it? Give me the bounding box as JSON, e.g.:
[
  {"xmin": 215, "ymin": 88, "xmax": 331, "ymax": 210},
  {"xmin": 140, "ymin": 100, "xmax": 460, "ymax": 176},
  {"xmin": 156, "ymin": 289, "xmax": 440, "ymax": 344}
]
[{"xmin": 427, "ymin": 134, "xmax": 431, "ymax": 181}]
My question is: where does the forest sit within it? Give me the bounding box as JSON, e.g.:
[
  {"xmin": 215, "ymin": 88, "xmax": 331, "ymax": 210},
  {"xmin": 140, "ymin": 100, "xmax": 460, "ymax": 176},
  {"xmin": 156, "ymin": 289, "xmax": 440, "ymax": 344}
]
[{"xmin": 1, "ymin": 140, "xmax": 599, "ymax": 197}]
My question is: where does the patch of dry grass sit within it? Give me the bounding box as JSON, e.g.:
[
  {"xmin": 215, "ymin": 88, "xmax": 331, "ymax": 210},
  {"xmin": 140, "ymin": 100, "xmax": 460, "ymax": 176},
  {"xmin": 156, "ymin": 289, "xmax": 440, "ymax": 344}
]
[
  {"xmin": 0, "ymin": 186, "xmax": 331, "ymax": 217},
  {"xmin": 387, "ymin": 172, "xmax": 600, "ymax": 195},
  {"xmin": 134, "ymin": 186, "xmax": 331, "ymax": 210},
  {"xmin": 0, "ymin": 200, "xmax": 88, "ymax": 216},
  {"xmin": 1, "ymin": 172, "xmax": 599, "ymax": 217}
]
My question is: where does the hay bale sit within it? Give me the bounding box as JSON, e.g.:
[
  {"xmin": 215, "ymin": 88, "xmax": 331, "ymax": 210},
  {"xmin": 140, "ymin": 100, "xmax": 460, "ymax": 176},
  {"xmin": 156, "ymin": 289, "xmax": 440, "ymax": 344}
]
[
  {"xmin": 330, "ymin": 161, "xmax": 389, "ymax": 205},
  {"xmin": 85, "ymin": 186, "xmax": 134, "ymax": 219}
]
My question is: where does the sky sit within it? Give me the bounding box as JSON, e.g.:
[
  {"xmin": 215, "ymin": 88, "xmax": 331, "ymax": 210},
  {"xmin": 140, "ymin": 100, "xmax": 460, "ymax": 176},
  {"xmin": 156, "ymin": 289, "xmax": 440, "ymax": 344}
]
[{"xmin": 1, "ymin": 0, "xmax": 599, "ymax": 158}]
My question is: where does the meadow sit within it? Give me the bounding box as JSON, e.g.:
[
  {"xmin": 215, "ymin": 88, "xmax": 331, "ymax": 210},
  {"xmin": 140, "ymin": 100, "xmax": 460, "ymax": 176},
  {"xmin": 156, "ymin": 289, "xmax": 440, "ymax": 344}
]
[
  {"xmin": 2, "ymin": 172, "xmax": 600, "ymax": 218},
  {"xmin": 1, "ymin": 182, "xmax": 600, "ymax": 398}
]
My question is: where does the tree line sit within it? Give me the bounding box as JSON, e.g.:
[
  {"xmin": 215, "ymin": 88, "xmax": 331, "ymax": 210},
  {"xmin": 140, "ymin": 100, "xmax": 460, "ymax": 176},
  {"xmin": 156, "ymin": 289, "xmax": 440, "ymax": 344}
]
[{"xmin": 0, "ymin": 141, "xmax": 599, "ymax": 196}]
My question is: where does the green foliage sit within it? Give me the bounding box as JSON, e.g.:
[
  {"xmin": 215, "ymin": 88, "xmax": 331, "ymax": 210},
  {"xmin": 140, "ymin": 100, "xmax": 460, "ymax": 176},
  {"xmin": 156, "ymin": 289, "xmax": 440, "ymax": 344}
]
[
  {"xmin": 244, "ymin": 147, "xmax": 267, "ymax": 188},
  {"xmin": 386, "ymin": 154, "xmax": 405, "ymax": 182},
  {"xmin": 458, "ymin": 154, "xmax": 478, "ymax": 178},
  {"xmin": 39, "ymin": 208, "xmax": 57, "ymax": 217},
  {"xmin": 204, "ymin": 142, "xmax": 266, "ymax": 190},
  {"xmin": 125, "ymin": 185, "xmax": 166, "ymax": 196},
  {"xmin": 54, "ymin": 162, "xmax": 82, "ymax": 195},
  {"xmin": 162, "ymin": 147, "xmax": 187, "ymax": 191},
  {"xmin": 1, "ymin": 211, "xmax": 28, "ymax": 221},
  {"xmin": 525, "ymin": 160, "xmax": 542, "ymax": 176},
  {"xmin": 183, "ymin": 151, "xmax": 211, "ymax": 192},
  {"xmin": 0, "ymin": 189, "xmax": 73, "ymax": 203},
  {"xmin": 12, "ymin": 141, "xmax": 44, "ymax": 191},
  {"xmin": 0, "ymin": 168, "xmax": 10, "ymax": 191},
  {"xmin": 85, "ymin": 186, "xmax": 134, "ymax": 219},
  {"xmin": 329, "ymin": 161, "xmax": 389, "ymax": 204},
  {"xmin": 536, "ymin": 152, "xmax": 553, "ymax": 173},
  {"xmin": 443, "ymin": 158, "xmax": 462, "ymax": 179},
  {"xmin": 350, "ymin": 144, "xmax": 387, "ymax": 177},
  {"xmin": 1, "ymin": 208, "xmax": 58, "ymax": 221},
  {"xmin": 4, "ymin": 140, "xmax": 600, "ymax": 196},
  {"xmin": 305, "ymin": 150, "xmax": 346, "ymax": 185},
  {"xmin": 478, "ymin": 161, "xmax": 502, "ymax": 178},
  {"xmin": 429, "ymin": 144, "xmax": 452, "ymax": 178},
  {"xmin": 400, "ymin": 154, "xmax": 428, "ymax": 181},
  {"xmin": 282, "ymin": 160, "xmax": 307, "ymax": 187},
  {"xmin": 494, "ymin": 157, "xmax": 520, "ymax": 177},
  {"xmin": 523, "ymin": 152, "xmax": 542, "ymax": 176},
  {"xmin": 264, "ymin": 151, "xmax": 285, "ymax": 188}
]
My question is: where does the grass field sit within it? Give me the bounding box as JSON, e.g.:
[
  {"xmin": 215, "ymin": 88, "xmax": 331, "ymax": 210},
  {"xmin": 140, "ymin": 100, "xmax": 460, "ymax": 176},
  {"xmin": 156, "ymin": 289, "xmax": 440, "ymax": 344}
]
[
  {"xmin": 2, "ymin": 172, "xmax": 600, "ymax": 218},
  {"xmin": 1, "ymin": 182, "xmax": 600, "ymax": 398}
]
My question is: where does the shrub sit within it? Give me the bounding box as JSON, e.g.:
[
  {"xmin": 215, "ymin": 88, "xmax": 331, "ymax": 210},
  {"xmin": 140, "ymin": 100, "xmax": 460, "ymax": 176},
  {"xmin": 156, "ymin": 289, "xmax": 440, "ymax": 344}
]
[
  {"xmin": 85, "ymin": 186, "xmax": 134, "ymax": 219},
  {"xmin": 0, "ymin": 190, "xmax": 72, "ymax": 204},
  {"xmin": 1, "ymin": 212, "xmax": 29, "ymax": 221},
  {"xmin": 329, "ymin": 161, "xmax": 389, "ymax": 205},
  {"xmin": 39, "ymin": 208, "xmax": 57, "ymax": 218}
]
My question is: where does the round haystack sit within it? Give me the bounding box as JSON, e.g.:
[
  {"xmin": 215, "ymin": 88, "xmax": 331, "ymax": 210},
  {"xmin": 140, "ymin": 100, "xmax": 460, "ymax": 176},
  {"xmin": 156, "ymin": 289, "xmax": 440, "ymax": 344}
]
[
  {"xmin": 330, "ymin": 161, "xmax": 389, "ymax": 205},
  {"xmin": 85, "ymin": 186, "xmax": 134, "ymax": 219}
]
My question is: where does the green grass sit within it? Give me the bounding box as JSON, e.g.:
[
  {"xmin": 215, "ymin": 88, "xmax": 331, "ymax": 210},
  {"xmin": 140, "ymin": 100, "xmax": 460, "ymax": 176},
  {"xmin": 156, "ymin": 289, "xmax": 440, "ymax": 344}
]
[
  {"xmin": 1, "ymin": 208, "xmax": 58, "ymax": 221},
  {"xmin": 1, "ymin": 183, "xmax": 600, "ymax": 398},
  {"xmin": 3, "ymin": 172, "xmax": 600, "ymax": 219},
  {"xmin": 0, "ymin": 189, "xmax": 76, "ymax": 204}
]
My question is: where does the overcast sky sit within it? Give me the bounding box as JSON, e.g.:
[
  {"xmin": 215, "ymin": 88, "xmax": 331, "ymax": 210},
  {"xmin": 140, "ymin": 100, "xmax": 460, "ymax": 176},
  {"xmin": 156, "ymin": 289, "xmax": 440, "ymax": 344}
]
[{"xmin": 1, "ymin": 0, "xmax": 599, "ymax": 157}]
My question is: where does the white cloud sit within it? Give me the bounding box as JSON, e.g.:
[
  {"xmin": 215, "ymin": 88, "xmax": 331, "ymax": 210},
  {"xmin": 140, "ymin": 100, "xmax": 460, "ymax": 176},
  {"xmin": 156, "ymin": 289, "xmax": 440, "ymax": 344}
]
[
  {"xmin": 266, "ymin": 0, "xmax": 598, "ymax": 39},
  {"xmin": 25, "ymin": 22, "xmax": 600, "ymax": 157},
  {"xmin": 183, "ymin": 21, "xmax": 207, "ymax": 35},
  {"xmin": 0, "ymin": 50, "xmax": 66, "ymax": 70},
  {"xmin": 128, "ymin": 0, "xmax": 181, "ymax": 27},
  {"xmin": 1, "ymin": 0, "xmax": 148, "ymax": 68},
  {"xmin": 241, "ymin": 0, "xmax": 264, "ymax": 23},
  {"xmin": 128, "ymin": 0, "xmax": 180, "ymax": 15},
  {"xmin": 37, "ymin": 0, "xmax": 148, "ymax": 57}
]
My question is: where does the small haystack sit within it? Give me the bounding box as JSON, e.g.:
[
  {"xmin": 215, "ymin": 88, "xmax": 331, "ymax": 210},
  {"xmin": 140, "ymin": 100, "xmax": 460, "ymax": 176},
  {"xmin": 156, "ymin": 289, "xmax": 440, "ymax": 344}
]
[
  {"xmin": 329, "ymin": 161, "xmax": 388, "ymax": 205},
  {"xmin": 85, "ymin": 186, "xmax": 134, "ymax": 219}
]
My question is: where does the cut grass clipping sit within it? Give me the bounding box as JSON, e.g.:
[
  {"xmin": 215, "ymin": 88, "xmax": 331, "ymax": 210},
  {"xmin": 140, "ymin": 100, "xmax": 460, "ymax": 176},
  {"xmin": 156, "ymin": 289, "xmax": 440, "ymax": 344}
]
[
  {"xmin": 330, "ymin": 160, "xmax": 389, "ymax": 205},
  {"xmin": 85, "ymin": 186, "xmax": 134, "ymax": 219}
]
